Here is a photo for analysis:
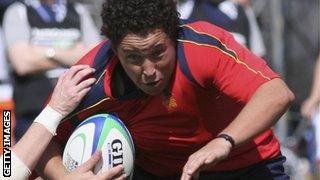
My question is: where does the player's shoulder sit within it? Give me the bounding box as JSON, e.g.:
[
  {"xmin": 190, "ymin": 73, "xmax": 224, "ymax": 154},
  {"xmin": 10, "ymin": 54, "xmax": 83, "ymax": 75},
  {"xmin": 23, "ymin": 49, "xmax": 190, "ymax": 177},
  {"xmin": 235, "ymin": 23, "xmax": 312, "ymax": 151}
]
[
  {"xmin": 177, "ymin": 21, "xmax": 229, "ymax": 88},
  {"xmin": 179, "ymin": 20, "xmax": 233, "ymax": 42},
  {"xmin": 4, "ymin": 2, "xmax": 26, "ymax": 18},
  {"xmin": 76, "ymin": 40, "xmax": 112, "ymax": 66}
]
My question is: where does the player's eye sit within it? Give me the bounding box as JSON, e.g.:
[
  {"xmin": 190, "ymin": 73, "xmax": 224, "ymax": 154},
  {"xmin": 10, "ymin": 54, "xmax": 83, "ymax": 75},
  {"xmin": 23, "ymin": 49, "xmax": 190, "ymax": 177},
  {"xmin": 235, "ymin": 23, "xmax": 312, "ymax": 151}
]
[
  {"xmin": 126, "ymin": 54, "xmax": 143, "ymax": 63},
  {"xmin": 151, "ymin": 47, "xmax": 165, "ymax": 60}
]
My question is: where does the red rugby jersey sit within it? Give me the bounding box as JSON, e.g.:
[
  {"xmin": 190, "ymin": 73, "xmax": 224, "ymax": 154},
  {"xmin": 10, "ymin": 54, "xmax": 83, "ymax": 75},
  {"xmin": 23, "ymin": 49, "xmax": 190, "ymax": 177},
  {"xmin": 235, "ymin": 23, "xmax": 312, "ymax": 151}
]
[{"xmin": 55, "ymin": 21, "xmax": 281, "ymax": 176}]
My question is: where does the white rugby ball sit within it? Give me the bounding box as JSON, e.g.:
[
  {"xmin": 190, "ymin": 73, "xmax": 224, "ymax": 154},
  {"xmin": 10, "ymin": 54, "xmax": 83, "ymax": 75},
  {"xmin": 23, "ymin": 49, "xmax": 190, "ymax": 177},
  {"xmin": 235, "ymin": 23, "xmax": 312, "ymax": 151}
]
[{"xmin": 62, "ymin": 114, "xmax": 135, "ymax": 177}]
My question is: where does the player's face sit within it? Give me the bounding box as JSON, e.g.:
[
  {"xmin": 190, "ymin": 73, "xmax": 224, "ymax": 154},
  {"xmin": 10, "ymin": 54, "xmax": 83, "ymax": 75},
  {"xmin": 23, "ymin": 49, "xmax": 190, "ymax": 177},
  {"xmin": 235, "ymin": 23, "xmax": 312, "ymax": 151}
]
[{"xmin": 117, "ymin": 29, "xmax": 176, "ymax": 95}]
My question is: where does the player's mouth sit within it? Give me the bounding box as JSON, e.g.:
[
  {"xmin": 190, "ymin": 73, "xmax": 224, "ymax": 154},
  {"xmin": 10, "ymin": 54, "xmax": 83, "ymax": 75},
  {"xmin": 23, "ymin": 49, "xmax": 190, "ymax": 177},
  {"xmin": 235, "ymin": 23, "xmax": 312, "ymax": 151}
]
[{"xmin": 143, "ymin": 80, "xmax": 161, "ymax": 86}]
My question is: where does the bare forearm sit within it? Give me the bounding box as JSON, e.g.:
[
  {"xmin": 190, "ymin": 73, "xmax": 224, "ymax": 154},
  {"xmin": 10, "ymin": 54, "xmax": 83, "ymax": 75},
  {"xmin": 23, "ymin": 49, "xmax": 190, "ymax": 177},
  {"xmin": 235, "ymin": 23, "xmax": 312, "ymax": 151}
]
[
  {"xmin": 181, "ymin": 79, "xmax": 294, "ymax": 179},
  {"xmin": 221, "ymin": 78, "xmax": 294, "ymax": 146},
  {"xmin": 36, "ymin": 140, "xmax": 68, "ymax": 179},
  {"xmin": 9, "ymin": 41, "xmax": 93, "ymax": 76},
  {"xmin": 8, "ymin": 43, "xmax": 58, "ymax": 75},
  {"xmin": 11, "ymin": 104, "xmax": 63, "ymax": 174},
  {"xmin": 12, "ymin": 123, "xmax": 53, "ymax": 170},
  {"xmin": 53, "ymin": 43, "xmax": 88, "ymax": 66}
]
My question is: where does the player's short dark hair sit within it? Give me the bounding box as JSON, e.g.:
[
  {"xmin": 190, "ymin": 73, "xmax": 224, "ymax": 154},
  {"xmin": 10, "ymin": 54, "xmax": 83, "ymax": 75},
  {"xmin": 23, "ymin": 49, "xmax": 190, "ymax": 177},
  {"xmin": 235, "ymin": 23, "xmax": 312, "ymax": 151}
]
[{"xmin": 101, "ymin": 0, "xmax": 180, "ymax": 49}]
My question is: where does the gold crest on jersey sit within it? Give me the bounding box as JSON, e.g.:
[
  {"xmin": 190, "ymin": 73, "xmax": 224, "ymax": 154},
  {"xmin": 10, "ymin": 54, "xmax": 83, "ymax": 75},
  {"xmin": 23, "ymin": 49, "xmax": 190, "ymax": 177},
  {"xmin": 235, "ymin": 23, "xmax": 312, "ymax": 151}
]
[{"xmin": 162, "ymin": 92, "xmax": 177, "ymax": 111}]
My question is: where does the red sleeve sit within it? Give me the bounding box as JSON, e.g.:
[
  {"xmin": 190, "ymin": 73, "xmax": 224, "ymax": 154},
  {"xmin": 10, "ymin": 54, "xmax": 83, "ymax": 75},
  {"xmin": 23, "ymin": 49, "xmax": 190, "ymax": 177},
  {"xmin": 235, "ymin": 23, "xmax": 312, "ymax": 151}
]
[{"xmin": 184, "ymin": 22, "xmax": 279, "ymax": 102}]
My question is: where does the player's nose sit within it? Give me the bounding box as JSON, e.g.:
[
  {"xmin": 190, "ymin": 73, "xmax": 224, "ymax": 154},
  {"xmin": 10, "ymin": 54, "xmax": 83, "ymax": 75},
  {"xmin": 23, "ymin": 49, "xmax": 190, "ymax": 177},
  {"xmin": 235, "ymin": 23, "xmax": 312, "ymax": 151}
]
[{"xmin": 142, "ymin": 60, "xmax": 156, "ymax": 79}]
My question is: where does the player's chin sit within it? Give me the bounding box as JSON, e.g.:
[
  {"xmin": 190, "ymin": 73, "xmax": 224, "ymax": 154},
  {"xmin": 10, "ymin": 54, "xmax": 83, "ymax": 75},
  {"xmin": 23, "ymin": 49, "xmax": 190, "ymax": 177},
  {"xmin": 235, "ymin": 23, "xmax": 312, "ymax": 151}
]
[{"xmin": 140, "ymin": 84, "xmax": 165, "ymax": 96}]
